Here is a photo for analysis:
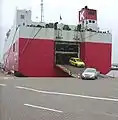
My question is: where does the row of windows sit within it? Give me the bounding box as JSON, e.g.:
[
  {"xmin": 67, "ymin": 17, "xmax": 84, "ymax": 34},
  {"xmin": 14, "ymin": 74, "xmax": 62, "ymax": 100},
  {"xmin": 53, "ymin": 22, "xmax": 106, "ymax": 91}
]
[{"xmin": 82, "ymin": 20, "xmax": 95, "ymax": 24}]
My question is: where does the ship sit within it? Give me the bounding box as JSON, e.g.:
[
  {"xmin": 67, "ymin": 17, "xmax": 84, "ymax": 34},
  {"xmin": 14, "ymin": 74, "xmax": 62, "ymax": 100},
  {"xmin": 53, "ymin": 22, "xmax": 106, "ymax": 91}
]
[{"xmin": 3, "ymin": 6, "xmax": 112, "ymax": 77}]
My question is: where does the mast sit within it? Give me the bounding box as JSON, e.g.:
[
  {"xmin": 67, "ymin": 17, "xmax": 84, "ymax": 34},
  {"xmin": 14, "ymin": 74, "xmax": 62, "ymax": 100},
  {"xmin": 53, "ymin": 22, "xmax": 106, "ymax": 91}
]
[{"xmin": 41, "ymin": 0, "xmax": 44, "ymax": 22}]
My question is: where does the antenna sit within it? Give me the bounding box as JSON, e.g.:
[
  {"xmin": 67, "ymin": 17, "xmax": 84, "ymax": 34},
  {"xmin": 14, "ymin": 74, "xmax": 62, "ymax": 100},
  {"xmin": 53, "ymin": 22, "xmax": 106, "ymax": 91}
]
[{"xmin": 41, "ymin": 0, "xmax": 44, "ymax": 22}]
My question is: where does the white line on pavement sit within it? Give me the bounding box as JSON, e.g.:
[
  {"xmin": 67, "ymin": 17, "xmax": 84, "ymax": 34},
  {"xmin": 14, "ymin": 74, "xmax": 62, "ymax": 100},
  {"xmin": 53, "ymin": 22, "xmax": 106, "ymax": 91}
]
[
  {"xmin": 24, "ymin": 104, "xmax": 63, "ymax": 113},
  {"xmin": 16, "ymin": 86, "xmax": 118, "ymax": 102},
  {"xmin": 0, "ymin": 84, "xmax": 7, "ymax": 86},
  {"xmin": 4, "ymin": 77, "xmax": 9, "ymax": 79}
]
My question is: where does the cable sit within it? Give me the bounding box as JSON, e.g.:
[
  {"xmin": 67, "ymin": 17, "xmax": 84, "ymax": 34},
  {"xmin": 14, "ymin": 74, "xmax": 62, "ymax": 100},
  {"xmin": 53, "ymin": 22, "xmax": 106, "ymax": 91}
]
[
  {"xmin": 74, "ymin": 30, "xmax": 99, "ymax": 43},
  {"xmin": 32, "ymin": 27, "xmax": 42, "ymax": 39},
  {"xmin": 80, "ymin": 30, "xmax": 98, "ymax": 41},
  {"xmin": 20, "ymin": 27, "xmax": 37, "ymax": 54},
  {"xmin": 17, "ymin": 26, "xmax": 43, "ymax": 73},
  {"xmin": 20, "ymin": 26, "xmax": 42, "ymax": 55}
]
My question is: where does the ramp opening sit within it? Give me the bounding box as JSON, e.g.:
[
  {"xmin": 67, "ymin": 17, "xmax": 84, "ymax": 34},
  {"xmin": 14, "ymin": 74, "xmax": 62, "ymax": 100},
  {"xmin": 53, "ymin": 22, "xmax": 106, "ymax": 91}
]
[
  {"xmin": 54, "ymin": 41, "xmax": 85, "ymax": 77},
  {"xmin": 55, "ymin": 41, "xmax": 80, "ymax": 65},
  {"xmin": 56, "ymin": 53, "xmax": 78, "ymax": 65}
]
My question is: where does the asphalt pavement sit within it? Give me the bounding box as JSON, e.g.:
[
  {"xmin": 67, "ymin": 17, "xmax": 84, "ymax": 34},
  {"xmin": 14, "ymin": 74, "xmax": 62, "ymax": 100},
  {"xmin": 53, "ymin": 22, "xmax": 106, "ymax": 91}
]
[{"xmin": 0, "ymin": 77, "xmax": 118, "ymax": 120}]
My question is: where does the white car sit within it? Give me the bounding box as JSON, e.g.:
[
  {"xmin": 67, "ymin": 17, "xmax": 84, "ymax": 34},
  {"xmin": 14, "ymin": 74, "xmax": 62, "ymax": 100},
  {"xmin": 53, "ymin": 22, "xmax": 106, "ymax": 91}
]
[{"xmin": 81, "ymin": 68, "xmax": 99, "ymax": 80}]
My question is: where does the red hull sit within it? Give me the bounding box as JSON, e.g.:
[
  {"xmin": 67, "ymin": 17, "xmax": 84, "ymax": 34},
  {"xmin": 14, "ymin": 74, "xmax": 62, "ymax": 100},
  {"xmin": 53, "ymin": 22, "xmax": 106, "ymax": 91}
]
[
  {"xmin": 80, "ymin": 42, "xmax": 112, "ymax": 74},
  {"xmin": 4, "ymin": 38, "xmax": 111, "ymax": 76},
  {"xmin": 18, "ymin": 38, "xmax": 69, "ymax": 77}
]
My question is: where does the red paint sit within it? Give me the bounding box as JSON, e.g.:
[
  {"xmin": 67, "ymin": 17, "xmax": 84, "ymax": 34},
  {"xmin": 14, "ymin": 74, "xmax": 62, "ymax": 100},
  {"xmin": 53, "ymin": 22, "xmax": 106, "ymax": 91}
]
[
  {"xmin": 3, "ymin": 38, "xmax": 111, "ymax": 76},
  {"xmin": 80, "ymin": 42, "xmax": 112, "ymax": 74},
  {"xmin": 86, "ymin": 9, "xmax": 97, "ymax": 20},
  {"xmin": 3, "ymin": 40, "xmax": 19, "ymax": 71},
  {"xmin": 19, "ymin": 38, "xmax": 69, "ymax": 77},
  {"xmin": 79, "ymin": 8, "xmax": 97, "ymax": 22}
]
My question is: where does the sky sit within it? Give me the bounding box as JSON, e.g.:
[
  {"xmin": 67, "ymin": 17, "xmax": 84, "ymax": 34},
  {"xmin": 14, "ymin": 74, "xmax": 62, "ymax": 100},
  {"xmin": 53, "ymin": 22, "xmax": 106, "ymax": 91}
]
[{"xmin": 0, "ymin": 0, "xmax": 118, "ymax": 63}]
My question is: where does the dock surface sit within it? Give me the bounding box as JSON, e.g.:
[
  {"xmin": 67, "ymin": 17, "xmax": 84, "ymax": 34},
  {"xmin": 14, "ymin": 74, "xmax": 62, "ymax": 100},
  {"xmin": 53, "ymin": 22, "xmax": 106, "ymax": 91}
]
[{"xmin": 0, "ymin": 77, "xmax": 118, "ymax": 120}]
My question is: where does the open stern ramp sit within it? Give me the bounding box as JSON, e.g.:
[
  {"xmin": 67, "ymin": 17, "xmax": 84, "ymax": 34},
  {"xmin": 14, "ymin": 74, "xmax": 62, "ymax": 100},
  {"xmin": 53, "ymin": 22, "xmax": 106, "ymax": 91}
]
[{"xmin": 56, "ymin": 64, "xmax": 85, "ymax": 78}]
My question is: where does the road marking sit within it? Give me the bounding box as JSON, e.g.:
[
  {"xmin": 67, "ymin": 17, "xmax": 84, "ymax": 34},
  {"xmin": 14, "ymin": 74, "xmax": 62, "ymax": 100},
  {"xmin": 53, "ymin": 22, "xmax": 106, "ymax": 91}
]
[
  {"xmin": 4, "ymin": 77, "xmax": 9, "ymax": 79},
  {"xmin": 16, "ymin": 86, "xmax": 118, "ymax": 102},
  {"xmin": 113, "ymin": 88, "xmax": 118, "ymax": 91},
  {"xmin": 0, "ymin": 84, "xmax": 7, "ymax": 86},
  {"xmin": 24, "ymin": 104, "xmax": 63, "ymax": 113},
  {"xmin": 99, "ymin": 112, "xmax": 118, "ymax": 118}
]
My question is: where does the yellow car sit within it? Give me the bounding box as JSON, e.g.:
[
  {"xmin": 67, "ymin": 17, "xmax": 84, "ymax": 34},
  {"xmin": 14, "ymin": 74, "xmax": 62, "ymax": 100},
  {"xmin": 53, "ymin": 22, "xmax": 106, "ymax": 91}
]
[{"xmin": 69, "ymin": 57, "xmax": 85, "ymax": 67}]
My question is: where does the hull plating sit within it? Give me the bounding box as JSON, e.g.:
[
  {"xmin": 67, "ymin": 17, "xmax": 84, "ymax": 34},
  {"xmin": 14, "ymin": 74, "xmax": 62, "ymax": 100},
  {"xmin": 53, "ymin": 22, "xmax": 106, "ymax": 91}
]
[
  {"xmin": 19, "ymin": 38, "xmax": 69, "ymax": 77},
  {"xmin": 3, "ymin": 38, "xmax": 111, "ymax": 76},
  {"xmin": 80, "ymin": 42, "xmax": 112, "ymax": 74}
]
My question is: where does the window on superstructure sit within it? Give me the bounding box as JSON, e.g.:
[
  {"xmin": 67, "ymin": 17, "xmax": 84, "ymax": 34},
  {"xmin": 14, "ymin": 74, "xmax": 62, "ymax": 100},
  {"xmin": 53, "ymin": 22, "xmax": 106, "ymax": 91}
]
[
  {"xmin": 13, "ymin": 43, "xmax": 15, "ymax": 52},
  {"xmin": 89, "ymin": 20, "xmax": 91, "ymax": 23},
  {"xmin": 21, "ymin": 15, "xmax": 25, "ymax": 19},
  {"xmin": 92, "ymin": 20, "xmax": 95, "ymax": 23},
  {"xmin": 23, "ymin": 23, "xmax": 25, "ymax": 26}
]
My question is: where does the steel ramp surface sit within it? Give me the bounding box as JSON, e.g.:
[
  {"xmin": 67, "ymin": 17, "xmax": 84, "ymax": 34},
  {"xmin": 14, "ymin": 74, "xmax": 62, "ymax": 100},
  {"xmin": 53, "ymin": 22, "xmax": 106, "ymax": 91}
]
[{"xmin": 56, "ymin": 64, "xmax": 85, "ymax": 78}]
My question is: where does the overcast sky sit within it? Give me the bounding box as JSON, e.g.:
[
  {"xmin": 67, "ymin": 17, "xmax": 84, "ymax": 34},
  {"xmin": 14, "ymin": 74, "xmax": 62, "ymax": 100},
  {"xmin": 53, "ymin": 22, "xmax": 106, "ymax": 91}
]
[{"xmin": 0, "ymin": 0, "xmax": 118, "ymax": 63}]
